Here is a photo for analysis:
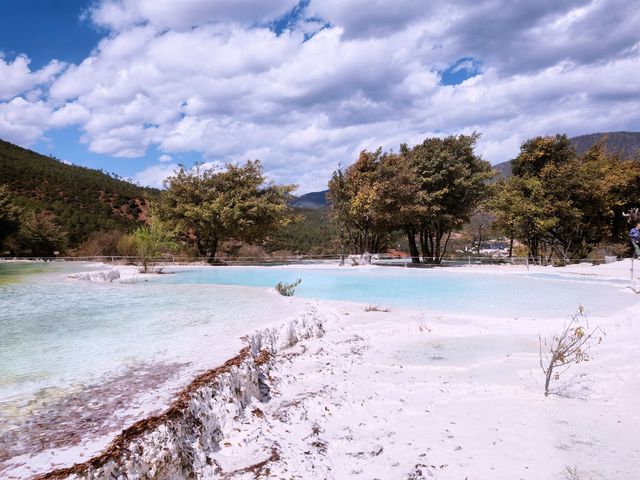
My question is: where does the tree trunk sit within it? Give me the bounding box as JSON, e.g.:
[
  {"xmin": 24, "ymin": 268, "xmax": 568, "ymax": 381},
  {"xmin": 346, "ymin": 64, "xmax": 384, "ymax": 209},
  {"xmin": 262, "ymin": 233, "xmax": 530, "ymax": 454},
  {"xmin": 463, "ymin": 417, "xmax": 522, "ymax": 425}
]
[
  {"xmin": 508, "ymin": 235, "xmax": 514, "ymax": 258},
  {"xmin": 441, "ymin": 227, "xmax": 453, "ymax": 261},
  {"xmin": 197, "ymin": 235, "xmax": 219, "ymax": 263},
  {"xmin": 434, "ymin": 227, "xmax": 442, "ymax": 264},
  {"xmin": 406, "ymin": 228, "xmax": 420, "ymax": 264},
  {"xmin": 475, "ymin": 224, "xmax": 483, "ymax": 255},
  {"xmin": 208, "ymin": 237, "xmax": 219, "ymax": 263}
]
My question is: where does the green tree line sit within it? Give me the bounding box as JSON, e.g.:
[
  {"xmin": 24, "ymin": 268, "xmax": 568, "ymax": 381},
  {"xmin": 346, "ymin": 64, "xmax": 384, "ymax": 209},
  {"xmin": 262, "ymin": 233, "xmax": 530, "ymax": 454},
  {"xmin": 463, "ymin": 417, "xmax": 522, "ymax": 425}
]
[
  {"xmin": 2, "ymin": 133, "xmax": 639, "ymax": 263},
  {"xmin": 329, "ymin": 133, "xmax": 640, "ymax": 264}
]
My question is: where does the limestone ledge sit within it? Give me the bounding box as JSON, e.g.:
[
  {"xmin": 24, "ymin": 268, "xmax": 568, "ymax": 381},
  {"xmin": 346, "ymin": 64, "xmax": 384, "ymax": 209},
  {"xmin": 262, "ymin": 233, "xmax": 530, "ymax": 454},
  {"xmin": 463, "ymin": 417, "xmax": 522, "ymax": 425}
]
[{"xmin": 37, "ymin": 307, "xmax": 325, "ymax": 480}]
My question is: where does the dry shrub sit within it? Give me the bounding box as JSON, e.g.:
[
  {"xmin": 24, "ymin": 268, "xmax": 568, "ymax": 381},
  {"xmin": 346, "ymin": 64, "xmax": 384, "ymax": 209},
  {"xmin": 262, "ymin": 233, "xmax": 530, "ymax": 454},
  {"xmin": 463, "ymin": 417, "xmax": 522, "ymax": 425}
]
[
  {"xmin": 364, "ymin": 305, "xmax": 390, "ymax": 312},
  {"xmin": 275, "ymin": 278, "xmax": 302, "ymax": 296},
  {"xmin": 539, "ymin": 306, "xmax": 605, "ymax": 396},
  {"xmin": 76, "ymin": 230, "xmax": 125, "ymax": 257}
]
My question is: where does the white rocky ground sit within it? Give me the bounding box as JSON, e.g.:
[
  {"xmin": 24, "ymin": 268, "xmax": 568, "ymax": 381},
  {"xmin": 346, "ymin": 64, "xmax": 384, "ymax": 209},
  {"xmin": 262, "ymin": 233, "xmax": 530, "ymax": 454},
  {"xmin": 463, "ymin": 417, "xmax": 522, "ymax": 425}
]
[
  {"xmin": 13, "ymin": 260, "xmax": 640, "ymax": 479},
  {"xmin": 205, "ymin": 260, "xmax": 640, "ymax": 480},
  {"xmin": 207, "ymin": 302, "xmax": 639, "ymax": 479}
]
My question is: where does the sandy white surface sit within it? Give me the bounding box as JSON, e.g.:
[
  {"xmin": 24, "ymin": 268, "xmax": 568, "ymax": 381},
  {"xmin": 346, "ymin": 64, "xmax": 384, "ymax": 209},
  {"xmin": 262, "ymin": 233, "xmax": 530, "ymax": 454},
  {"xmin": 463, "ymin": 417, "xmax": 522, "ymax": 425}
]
[{"xmin": 201, "ymin": 260, "xmax": 640, "ymax": 479}]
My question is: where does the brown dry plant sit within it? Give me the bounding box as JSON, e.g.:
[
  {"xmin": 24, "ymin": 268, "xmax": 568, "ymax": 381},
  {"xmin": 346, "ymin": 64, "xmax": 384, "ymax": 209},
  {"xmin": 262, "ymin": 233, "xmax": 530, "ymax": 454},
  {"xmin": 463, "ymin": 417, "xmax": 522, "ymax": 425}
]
[{"xmin": 539, "ymin": 305, "xmax": 605, "ymax": 396}]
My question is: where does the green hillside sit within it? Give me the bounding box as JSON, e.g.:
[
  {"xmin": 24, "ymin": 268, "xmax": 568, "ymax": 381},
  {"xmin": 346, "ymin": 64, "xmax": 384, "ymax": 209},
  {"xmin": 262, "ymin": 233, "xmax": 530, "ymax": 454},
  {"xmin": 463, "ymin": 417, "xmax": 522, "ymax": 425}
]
[
  {"xmin": 0, "ymin": 139, "xmax": 158, "ymax": 251},
  {"xmin": 266, "ymin": 206, "xmax": 337, "ymax": 255}
]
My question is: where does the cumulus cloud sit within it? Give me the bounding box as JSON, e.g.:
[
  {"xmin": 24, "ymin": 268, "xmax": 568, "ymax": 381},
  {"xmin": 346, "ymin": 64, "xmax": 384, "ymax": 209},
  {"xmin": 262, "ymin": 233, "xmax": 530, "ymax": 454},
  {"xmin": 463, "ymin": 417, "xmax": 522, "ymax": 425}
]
[
  {"xmin": 89, "ymin": 0, "xmax": 299, "ymax": 31},
  {"xmin": 132, "ymin": 162, "xmax": 179, "ymax": 188},
  {"xmin": 1, "ymin": 0, "xmax": 639, "ymax": 191},
  {"xmin": 0, "ymin": 55, "xmax": 64, "ymax": 101}
]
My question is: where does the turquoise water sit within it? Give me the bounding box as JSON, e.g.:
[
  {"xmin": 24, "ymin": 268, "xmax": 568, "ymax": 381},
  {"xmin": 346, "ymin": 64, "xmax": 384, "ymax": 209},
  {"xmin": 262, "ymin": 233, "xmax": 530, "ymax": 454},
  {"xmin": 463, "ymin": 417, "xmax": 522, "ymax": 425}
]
[
  {"xmin": 1, "ymin": 263, "xmax": 633, "ymax": 403},
  {"xmin": 153, "ymin": 265, "xmax": 635, "ymax": 318}
]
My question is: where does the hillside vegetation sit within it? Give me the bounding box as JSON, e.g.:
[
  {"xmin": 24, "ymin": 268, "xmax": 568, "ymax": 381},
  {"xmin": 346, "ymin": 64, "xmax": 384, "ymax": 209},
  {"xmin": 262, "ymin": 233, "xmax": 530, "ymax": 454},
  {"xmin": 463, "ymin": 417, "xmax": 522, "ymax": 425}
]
[
  {"xmin": 2, "ymin": 130, "xmax": 639, "ymax": 260},
  {"xmin": 494, "ymin": 131, "xmax": 640, "ymax": 177},
  {"xmin": 0, "ymin": 139, "xmax": 157, "ymax": 252}
]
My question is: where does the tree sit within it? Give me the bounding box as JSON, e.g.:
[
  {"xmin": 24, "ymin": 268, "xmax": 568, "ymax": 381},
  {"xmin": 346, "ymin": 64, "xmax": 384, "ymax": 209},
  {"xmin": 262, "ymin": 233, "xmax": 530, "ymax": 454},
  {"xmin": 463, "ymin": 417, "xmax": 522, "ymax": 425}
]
[
  {"xmin": 488, "ymin": 176, "xmax": 557, "ymax": 262},
  {"xmin": 19, "ymin": 211, "xmax": 67, "ymax": 257},
  {"xmin": 0, "ymin": 185, "xmax": 21, "ymax": 250},
  {"xmin": 511, "ymin": 134, "xmax": 575, "ymax": 177},
  {"xmin": 328, "ymin": 150, "xmax": 417, "ymax": 255},
  {"xmin": 159, "ymin": 161, "xmax": 294, "ymax": 262},
  {"xmin": 491, "ymin": 135, "xmax": 637, "ymax": 262},
  {"xmin": 328, "ymin": 150, "xmax": 386, "ymax": 254},
  {"xmin": 123, "ymin": 216, "xmax": 176, "ymax": 272},
  {"xmin": 402, "ymin": 134, "xmax": 494, "ymax": 263}
]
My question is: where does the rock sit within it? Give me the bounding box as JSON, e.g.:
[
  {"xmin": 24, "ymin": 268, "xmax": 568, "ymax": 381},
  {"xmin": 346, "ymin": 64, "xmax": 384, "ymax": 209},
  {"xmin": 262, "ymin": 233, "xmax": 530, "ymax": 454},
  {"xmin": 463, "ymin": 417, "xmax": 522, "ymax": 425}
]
[{"xmin": 70, "ymin": 269, "xmax": 121, "ymax": 282}]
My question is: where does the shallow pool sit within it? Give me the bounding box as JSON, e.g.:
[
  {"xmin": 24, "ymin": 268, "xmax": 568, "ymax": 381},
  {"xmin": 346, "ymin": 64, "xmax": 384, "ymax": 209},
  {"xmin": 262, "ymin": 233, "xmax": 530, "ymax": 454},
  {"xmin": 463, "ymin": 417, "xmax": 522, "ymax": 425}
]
[{"xmin": 153, "ymin": 265, "xmax": 634, "ymax": 319}]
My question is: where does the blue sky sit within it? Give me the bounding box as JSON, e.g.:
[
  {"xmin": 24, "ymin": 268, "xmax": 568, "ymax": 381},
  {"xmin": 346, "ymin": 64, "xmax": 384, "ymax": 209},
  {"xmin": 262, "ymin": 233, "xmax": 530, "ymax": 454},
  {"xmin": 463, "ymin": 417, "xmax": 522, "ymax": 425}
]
[
  {"xmin": 0, "ymin": 0, "xmax": 99, "ymax": 68},
  {"xmin": 1, "ymin": 0, "xmax": 639, "ymax": 192}
]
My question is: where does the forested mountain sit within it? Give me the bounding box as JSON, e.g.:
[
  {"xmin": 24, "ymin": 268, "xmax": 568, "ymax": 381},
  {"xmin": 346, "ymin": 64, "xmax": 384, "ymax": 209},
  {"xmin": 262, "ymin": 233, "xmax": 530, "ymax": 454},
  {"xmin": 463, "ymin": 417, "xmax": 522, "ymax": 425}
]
[
  {"xmin": 266, "ymin": 206, "xmax": 337, "ymax": 254},
  {"xmin": 0, "ymin": 139, "xmax": 157, "ymax": 248},
  {"xmin": 290, "ymin": 190, "xmax": 328, "ymax": 209},
  {"xmin": 494, "ymin": 131, "xmax": 640, "ymax": 177}
]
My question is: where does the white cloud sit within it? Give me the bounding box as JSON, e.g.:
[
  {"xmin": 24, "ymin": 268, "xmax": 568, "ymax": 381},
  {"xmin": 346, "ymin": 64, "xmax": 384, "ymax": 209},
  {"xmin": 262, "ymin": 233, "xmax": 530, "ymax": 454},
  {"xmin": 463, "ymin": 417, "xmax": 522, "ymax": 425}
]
[
  {"xmin": 89, "ymin": 0, "xmax": 299, "ymax": 31},
  {"xmin": 132, "ymin": 162, "xmax": 179, "ymax": 188},
  {"xmin": 0, "ymin": 55, "xmax": 65, "ymax": 101},
  {"xmin": 0, "ymin": 97, "xmax": 52, "ymax": 145},
  {"xmin": 1, "ymin": 0, "xmax": 639, "ymax": 192}
]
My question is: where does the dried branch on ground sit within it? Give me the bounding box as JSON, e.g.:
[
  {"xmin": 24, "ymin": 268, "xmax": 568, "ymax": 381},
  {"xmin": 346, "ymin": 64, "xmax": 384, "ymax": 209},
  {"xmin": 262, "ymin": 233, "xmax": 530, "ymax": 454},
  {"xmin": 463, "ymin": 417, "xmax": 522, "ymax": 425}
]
[{"xmin": 539, "ymin": 306, "xmax": 605, "ymax": 396}]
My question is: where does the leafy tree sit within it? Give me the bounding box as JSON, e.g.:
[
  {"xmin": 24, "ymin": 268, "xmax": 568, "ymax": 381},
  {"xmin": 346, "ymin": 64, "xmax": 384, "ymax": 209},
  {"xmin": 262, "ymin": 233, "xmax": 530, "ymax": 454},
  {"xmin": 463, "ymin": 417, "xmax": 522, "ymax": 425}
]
[
  {"xmin": 489, "ymin": 176, "xmax": 556, "ymax": 261},
  {"xmin": 128, "ymin": 217, "xmax": 176, "ymax": 272},
  {"xmin": 328, "ymin": 150, "xmax": 416, "ymax": 255},
  {"xmin": 402, "ymin": 134, "xmax": 494, "ymax": 263},
  {"xmin": 491, "ymin": 135, "xmax": 636, "ymax": 262},
  {"xmin": 609, "ymin": 156, "xmax": 640, "ymax": 244},
  {"xmin": 373, "ymin": 152, "xmax": 422, "ymax": 260},
  {"xmin": 159, "ymin": 161, "xmax": 295, "ymax": 262},
  {"xmin": 0, "ymin": 185, "xmax": 21, "ymax": 249},
  {"xmin": 511, "ymin": 134, "xmax": 575, "ymax": 177},
  {"xmin": 19, "ymin": 211, "xmax": 67, "ymax": 257},
  {"xmin": 328, "ymin": 150, "xmax": 385, "ymax": 254}
]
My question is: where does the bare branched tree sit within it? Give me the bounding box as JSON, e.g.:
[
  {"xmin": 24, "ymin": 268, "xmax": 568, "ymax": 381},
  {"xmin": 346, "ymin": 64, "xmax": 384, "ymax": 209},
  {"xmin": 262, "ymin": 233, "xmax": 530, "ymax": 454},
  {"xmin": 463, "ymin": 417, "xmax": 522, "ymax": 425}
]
[{"xmin": 539, "ymin": 306, "xmax": 605, "ymax": 396}]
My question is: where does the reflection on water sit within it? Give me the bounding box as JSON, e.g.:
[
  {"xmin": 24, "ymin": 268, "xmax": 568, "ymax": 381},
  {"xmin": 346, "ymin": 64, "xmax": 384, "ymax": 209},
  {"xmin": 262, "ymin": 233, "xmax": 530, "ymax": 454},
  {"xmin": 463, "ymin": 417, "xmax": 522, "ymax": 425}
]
[{"xmin": 0, "ymin": 262, "xmax": 48, "ymax": 284}]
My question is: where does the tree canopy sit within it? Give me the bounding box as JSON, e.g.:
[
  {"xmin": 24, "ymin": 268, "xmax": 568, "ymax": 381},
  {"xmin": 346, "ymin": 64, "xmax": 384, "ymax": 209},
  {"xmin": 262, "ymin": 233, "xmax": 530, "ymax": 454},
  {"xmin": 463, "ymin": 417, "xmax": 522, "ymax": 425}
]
[
  {"xmin": 159, "ymin": 160, "xmax": 295, "ymax": 261},
  {"xmin": 328, "ymin": 134, "xmax": 493, "ymax": 263},
  {"xmin": 489, "ymin": 135, "xmax": 640, "ymax": 262},
  {"xmin": 0, "ymin": 185, "xmax": 21, "ymax": 249}
]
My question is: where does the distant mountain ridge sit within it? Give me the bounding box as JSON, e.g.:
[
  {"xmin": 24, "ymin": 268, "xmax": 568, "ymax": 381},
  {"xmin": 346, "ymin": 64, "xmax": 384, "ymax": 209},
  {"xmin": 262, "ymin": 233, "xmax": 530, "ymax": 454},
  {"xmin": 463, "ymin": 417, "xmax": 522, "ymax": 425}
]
[
  {"xmin": 0, "ymin": 139, "xmax": 157, "ymax": 246},
  {"xmin": 493, "ymin": 131, "xmax": 640, "ymax": 177},
  {"xmin": 290, "ymin": 190, "xmax": 328, "ymax": 209},
  {"xmin": 294, "ymin": 131, "xmax": 640, "ymax": 208}
]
